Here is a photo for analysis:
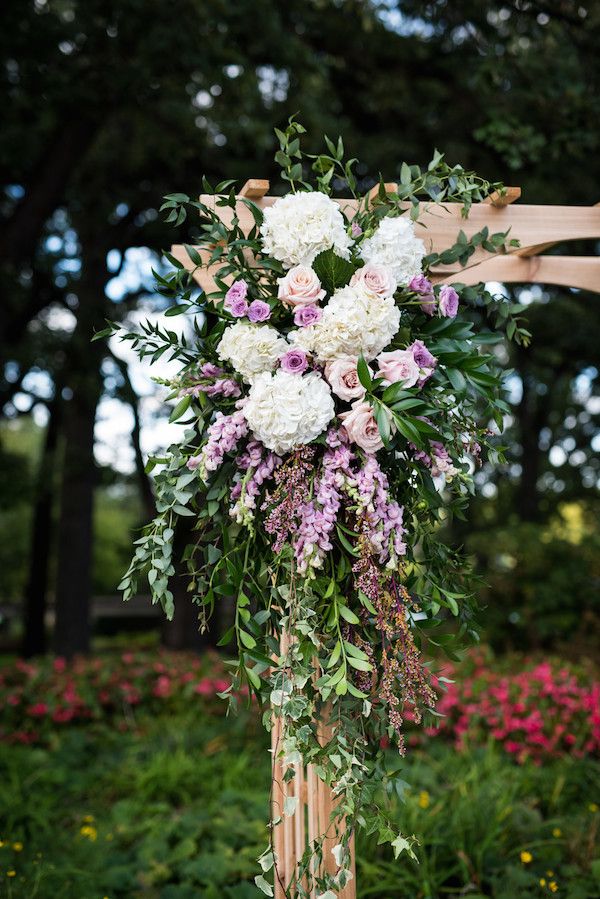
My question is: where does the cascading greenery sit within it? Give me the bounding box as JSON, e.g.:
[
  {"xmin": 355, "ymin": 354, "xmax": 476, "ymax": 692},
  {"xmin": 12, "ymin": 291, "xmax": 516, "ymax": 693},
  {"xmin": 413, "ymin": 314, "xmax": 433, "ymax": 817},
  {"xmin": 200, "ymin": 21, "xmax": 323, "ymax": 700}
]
[{"xmin": 96, "ymin": 119, "xmax": 529, "ymax": 897}]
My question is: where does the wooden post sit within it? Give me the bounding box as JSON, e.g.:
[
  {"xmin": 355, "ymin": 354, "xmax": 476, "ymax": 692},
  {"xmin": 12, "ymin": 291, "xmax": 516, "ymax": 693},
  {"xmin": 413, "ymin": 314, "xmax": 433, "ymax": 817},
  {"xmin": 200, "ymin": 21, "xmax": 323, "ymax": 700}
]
[{"xmin": 272, "ymin": 633, "xmax": 356, "ymax": 898}]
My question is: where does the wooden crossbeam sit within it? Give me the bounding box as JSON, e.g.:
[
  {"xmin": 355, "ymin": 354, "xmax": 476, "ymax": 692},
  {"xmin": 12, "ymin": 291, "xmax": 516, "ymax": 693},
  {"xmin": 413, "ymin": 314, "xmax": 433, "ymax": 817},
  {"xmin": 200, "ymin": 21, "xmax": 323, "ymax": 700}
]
[
  {"xmin": 173, "ymin": 187, "xmax": 600, "ymax": 294},
  {"xmin": 430, "ymin": 254, "xmax": 600, "ymax": 292}
]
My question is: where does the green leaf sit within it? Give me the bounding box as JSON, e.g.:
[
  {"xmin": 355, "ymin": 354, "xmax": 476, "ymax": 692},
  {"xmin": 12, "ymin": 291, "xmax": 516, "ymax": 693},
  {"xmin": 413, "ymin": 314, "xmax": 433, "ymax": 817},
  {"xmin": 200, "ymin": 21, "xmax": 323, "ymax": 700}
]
[
  {"xmin": 338, "ymin": 604, "xmax": 360, "ymax": 624},
  {"xmin": 169, "ymin": 394, "xmax": 192, "ymax": 423},
  {"xmin": 312, "ymin": 248, "xmax": 355, "ymax": 296},
  {"xmin": 239, "ymin": 630, "xmax": 257, "ymax": 649},
  {"xmin": 357, "ymin": 355, "xmax": 372, "ymax": 390}
]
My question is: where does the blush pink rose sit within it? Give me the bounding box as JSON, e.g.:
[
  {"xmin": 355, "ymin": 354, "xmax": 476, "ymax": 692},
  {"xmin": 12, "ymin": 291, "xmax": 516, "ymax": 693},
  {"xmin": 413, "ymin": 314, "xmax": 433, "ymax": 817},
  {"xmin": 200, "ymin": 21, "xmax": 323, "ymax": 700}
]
[
  {"xmin": 350, "ymin": 264, "xmax": 396, "ymax": 298},
  {"xmin": 339, "ymin": 401, "xmax": 384, "ymax": 453},
  {"xmin": 376, "ymin": 349, "xmax": 420, "ymax": 387},
  {"xmin": 277, "ymin": 265, "xmax": 326, "ymax": 307},
  {"xmin": 324, "ymin": 355, "xmax": 368, "ymax": 402}
]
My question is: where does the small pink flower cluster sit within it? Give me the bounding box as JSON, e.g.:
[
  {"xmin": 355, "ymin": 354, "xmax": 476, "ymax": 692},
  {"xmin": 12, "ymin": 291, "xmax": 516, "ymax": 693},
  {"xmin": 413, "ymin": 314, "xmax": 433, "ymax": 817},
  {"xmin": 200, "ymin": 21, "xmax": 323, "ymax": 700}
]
[
  {"xmin": 354, "ymin": 454, "xmax": 406, "ymax": 564},
  {"xmin": 230, "ymin": 439, "xmax": 282, "ymax": 525},
  {"xmin": 181, "ymin": 362, "xmax": 241, "ymax": 399},
  {"xmin": 187, "ymin": 408, "xmax": 248, "ymax": 476}
]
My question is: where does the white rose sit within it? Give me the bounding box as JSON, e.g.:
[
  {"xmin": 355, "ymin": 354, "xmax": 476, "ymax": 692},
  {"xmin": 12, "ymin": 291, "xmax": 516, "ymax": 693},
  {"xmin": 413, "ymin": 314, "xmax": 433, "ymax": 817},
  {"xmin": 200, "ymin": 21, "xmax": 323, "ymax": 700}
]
[
  {"xmin": 217, "ymin": 321, "xmax": 288, "ymax": 383},
  {"xmin": 260, "ymin": 191, "xmax": 353, "ymax": 269},
  {"xmin": 359, "ymin": 216, "xmax": 425, "ymax": 286},
  {"xmin": 243, "ymin": 370, "xmax": 335, "ymax": 454},
  {"xmin": 289, "ymin": 283, "xmax": 400, "ymax": 364}
]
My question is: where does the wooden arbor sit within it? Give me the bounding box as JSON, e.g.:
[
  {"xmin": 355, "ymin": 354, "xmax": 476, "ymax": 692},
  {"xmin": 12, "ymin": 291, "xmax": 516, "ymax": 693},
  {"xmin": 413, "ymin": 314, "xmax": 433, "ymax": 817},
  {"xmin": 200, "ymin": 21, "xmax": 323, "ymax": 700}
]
[{"xmin": 172, "ymin": 181, "xmax": 600, "ymax": 899}]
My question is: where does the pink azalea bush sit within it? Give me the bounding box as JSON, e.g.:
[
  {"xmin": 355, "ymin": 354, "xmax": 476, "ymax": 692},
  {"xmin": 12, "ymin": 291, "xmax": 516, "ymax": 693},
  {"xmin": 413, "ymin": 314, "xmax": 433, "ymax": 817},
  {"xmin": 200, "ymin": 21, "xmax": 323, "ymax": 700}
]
[
  {"xmin": 0, "ymin": 650, "xmax": 234, "ymax": 745},
  {"xmin": 2, "ymin": 647, "xmax": 599, "ymax": 763},
  {"xmin": 411, "ymin": 648, "xmax": 600, "ymax": 763}
]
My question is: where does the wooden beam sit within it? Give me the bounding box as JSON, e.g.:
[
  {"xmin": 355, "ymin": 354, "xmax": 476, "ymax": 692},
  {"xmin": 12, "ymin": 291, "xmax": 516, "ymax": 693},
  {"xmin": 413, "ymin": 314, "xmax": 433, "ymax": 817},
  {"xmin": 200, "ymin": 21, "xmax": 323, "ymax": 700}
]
[{"xmin": 430, "ymin": 254, "xmax": 600, "ymax": 293}]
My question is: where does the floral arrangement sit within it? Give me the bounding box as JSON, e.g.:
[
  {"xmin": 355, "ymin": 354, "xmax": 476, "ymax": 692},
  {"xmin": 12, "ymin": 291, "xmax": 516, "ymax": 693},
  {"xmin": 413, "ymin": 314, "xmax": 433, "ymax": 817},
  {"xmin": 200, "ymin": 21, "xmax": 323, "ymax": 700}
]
[{"xmin": 99, "ymin": 120, "xmax": 531, "ymax": 897}]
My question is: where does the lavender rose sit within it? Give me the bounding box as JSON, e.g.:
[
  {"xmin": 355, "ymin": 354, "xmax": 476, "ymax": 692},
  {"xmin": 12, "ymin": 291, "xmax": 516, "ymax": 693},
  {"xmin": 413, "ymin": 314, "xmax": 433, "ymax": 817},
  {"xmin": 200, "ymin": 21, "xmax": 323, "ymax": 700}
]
[
  {"xmin": 408, "ymin": 338, "xmax": 437, "ymax": 386},
  {"xmin": 376, "ymin": 349, "xmax": 420, "ymax": 387},
  {"xmin": 224, "ymin": 279, "xmax": 248, "ymax": 309},
  {"xmin": 409, "ymin": 274, "xmax": 436, "ymax": 315},
  {"xmin": 228, "ymin": 298, "xmax": 249, "ymax": 317},
  {"xmin": 293, "ymin": 304, "xmax": 322, "ymax": 327},
  {"xmin": 277, "ymin": 265, "xmax": 326, "ymax": 307},
  {"xmin": 439, "ymin": 285, "xmax": 459, "ymax": 318},
  {"xmin": 280, "ymin": 348, "xmax": 308, "ymax": 374},
  {"xmin": 247, "ymin": 300, "xmax": 271, "ymax": 322},
  {"xmin": 339, "ymin": 401, "xmax": 384, "ymax": 453},
  {"xmin": 324, "ymin": 355, "xmax": 367, "ymax": 402},
  {"xmin": 350, "ymin": 263, "xmax": 396, "ymax": 298}
]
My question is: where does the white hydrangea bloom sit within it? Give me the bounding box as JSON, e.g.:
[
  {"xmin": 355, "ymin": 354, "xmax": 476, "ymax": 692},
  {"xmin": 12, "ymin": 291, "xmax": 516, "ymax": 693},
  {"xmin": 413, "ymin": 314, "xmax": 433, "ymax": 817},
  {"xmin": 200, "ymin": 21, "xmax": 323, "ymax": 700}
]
[
  {"xmin": 289, "ymin": 283, "xmax": 400, "ymax": 363},
  {"xmin": 358, "ymin": 216, "xmax": 425, "ymax": 285},
  {"xmin": 243, "ymin": 370, "xmax": 335, "ymax": 454},
  {"xmin": 217, "ymin": 321, "xmax": 288, "ymax": 383},
  {"xmin": 260, "ymin": 191, "xmax": 353, "ymax": 269}
]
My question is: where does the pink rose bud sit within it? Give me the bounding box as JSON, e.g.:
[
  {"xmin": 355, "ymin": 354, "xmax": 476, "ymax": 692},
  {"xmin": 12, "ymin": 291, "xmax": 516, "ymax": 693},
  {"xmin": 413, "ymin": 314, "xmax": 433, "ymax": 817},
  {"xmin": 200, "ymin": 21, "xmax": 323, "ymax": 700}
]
[
  {"xmin": 438, "ymin": 285, "xmax": 459, "ymax": 318},
  {"xmin": 350, "ymin": 264, "xmax": 396, "ymax": 299},
  {"xmin": 293, "ymin": 304, "xmax": 322, "ymax": 327},
  {"xmin": 376, "ymin": 349, "xmax": 420, "ymax": 387},
  {"xmin": 280, "ymin": 348, "xmax": 308, "ymax": 374},
  {"xmin": 277, "ymin": 266, "xmax": 326, "ymax": 307},
  {"xmin": 247, "ymin": 300, "xmax": 271, "ymax": 322},
  {"xmin": 351, "ymin": 221, "xmax": 363, "ymax": 237},
  {"xmin": 339, "ymin": 401, "xmax": 385, "ymax": 453}
]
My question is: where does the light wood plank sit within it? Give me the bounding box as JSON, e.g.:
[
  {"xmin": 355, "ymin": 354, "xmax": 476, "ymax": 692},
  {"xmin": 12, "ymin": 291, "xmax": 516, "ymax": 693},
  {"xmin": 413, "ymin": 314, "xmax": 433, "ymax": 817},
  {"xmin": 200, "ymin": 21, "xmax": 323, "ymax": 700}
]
[{"xmin": 430, "ymin": 254, "xmax": 600, "ymax": 293}]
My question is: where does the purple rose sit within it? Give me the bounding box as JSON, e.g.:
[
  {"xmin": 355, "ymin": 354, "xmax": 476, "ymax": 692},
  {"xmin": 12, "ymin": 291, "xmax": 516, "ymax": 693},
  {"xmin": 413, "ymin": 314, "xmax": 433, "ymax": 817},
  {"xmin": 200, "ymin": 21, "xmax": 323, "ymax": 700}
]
[
  {"xmin": 227, "ymin": 297, "xmax": 249, "ymax": 318},
  {"xmin": 293, "ymin": 304, "xmax": 322, "ymax": 327},
  {"xmin": 224, "ymin": 279, "xmax": 248, "ymax": 309},
  {"xmin": 439, "ymin": 285, "xmax": 459, "ymax": 318},
  {"xmin": 409, "ymin": 274, "xmax": 436, "ymax": 315},
  {"xmin": 409, "ymin": 339, "xmax": 437, "ymax": 370},
  {"xmin": 247, "ymin": 300, "xmax": 271, "ymax": 322},
  {"xmin": 280, "ymin": 348, "xmax": 308, "ymax": 374}
]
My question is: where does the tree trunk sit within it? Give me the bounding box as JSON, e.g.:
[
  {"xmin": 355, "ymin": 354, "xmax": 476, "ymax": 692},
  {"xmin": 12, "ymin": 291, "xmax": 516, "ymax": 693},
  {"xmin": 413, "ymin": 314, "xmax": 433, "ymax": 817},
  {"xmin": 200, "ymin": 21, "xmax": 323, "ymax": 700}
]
[
  {"xmin": 53, "ymin": 246, "xmax": 105, "ymax": 658},
  {"xmin": 21, "ymin": 397, "xmax": 61, "ymax": 657}
]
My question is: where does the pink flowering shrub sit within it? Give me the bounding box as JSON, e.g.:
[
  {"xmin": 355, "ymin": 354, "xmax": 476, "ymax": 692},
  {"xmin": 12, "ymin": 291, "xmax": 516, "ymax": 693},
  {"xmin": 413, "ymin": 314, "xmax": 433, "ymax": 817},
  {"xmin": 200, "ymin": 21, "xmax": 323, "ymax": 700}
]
[
  {"xmin": 2, "ymin": 647, "xmax": 599, "ymax": 763},
  {"xmin": 0, "ymin": 650, "xmax": 234, "ymax": 745},
  {"xmin": 413, "ymin": 648, "xmax": 600, "ymax": 763}
]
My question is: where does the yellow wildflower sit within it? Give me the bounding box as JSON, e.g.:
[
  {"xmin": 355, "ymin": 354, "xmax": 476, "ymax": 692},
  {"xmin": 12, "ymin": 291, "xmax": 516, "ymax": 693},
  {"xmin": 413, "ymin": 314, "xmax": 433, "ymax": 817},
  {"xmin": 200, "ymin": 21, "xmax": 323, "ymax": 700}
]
[
  {"xmin": 7, "ymin": 870, "xmax": 16, "ymax": 878},
  {"xmin": 418, "ymin": 791, "xmax": 431, "ymax": 809},
  {"xmin": 82, "ymin": 815, "xmax": 95, "ymax": 824},
  {"xmin": 79, "ymin": 825, "xmax": 97, "ymax": 842},
  {"xmin": 0, "ymin": 841, "xmax": 4, "ymax": 848},
  {"xmin": 552, "ymin": 828, "xmax": 562, "ymax": 838},
  {"xmin": 520, "ymin": 850, "xmax": 533, "ymax": 864},
  {"xmin": 540, "ymin": 879, "xmax": 546, "ymax": 888},
  {"xmin": 549, "ymin": 882, "xmax": 558, "ymax": 893},
  {"xmin": 12, "ymin": 843, "xmax": 23, "ymax": 852},
  {"xmin": 589, "ymin": 803, "xmax": 599, "ymax": 813},
  {"xmin": 547, "ymin": 870, "xmax": 554, "ymax": 877}
]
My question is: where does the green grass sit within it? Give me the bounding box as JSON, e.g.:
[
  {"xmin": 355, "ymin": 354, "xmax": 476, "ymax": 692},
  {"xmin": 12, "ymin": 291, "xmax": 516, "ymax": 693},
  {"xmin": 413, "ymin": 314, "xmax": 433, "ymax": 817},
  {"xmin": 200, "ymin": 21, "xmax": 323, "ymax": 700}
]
[{"xmin": 0, "ymin": 709, "xmax": 599, "ymax": 898}]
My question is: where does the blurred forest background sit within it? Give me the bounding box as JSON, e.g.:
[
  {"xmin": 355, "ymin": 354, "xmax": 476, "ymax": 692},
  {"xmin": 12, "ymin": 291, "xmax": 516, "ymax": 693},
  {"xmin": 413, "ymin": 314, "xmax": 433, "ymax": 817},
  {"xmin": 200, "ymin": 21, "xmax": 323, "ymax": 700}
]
[{"xmin": 1, "ymin": 0, "xmax": 599, "ymax": 660}]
